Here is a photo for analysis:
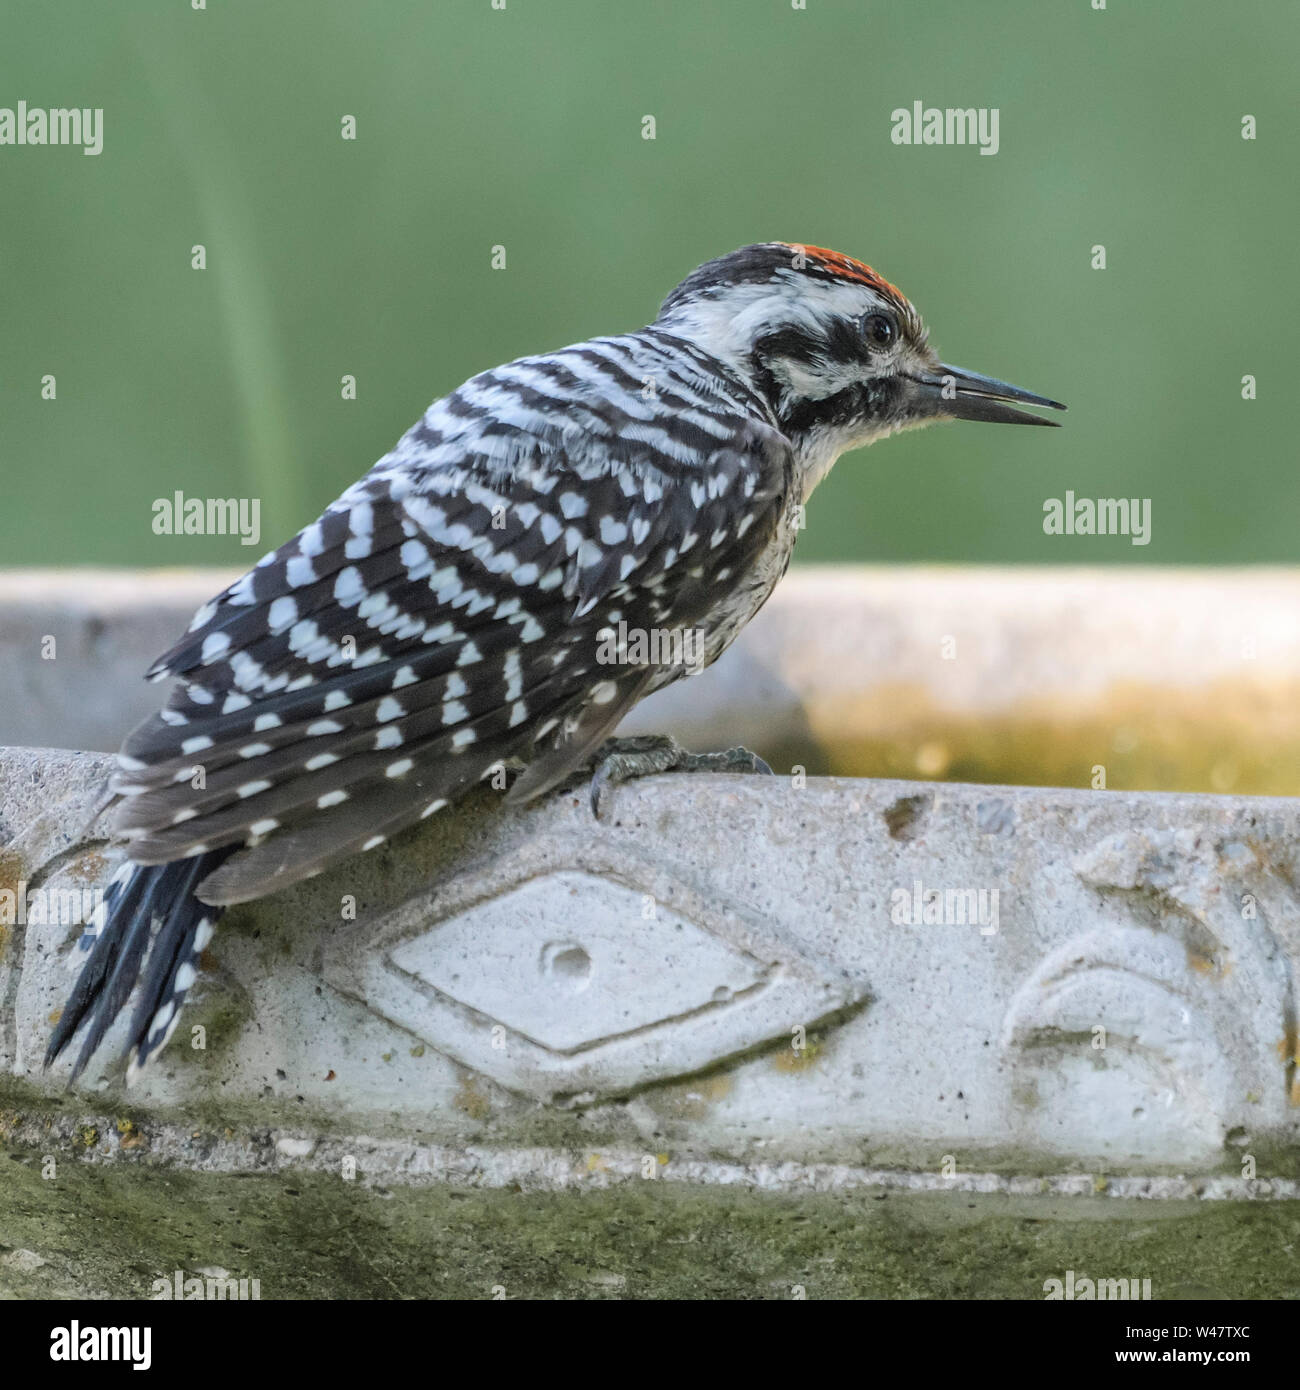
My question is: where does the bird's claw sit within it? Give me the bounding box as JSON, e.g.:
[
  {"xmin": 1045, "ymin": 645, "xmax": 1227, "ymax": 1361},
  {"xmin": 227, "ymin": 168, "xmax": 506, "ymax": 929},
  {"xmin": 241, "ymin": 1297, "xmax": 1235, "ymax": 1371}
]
[
  {"xmin": 588, "ymin": 735, "xmax": 772, "ymax": 819},
  {"xmin": 679, "ymin": 746, "xmax": 774, "ymax": 777}
]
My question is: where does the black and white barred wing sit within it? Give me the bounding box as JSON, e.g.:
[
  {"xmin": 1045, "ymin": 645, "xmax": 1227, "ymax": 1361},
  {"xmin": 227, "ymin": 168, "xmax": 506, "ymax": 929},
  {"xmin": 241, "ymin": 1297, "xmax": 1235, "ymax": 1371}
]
[{"xmin": 112, "ymin": 420, "xmax": 792, "ymax": 904}]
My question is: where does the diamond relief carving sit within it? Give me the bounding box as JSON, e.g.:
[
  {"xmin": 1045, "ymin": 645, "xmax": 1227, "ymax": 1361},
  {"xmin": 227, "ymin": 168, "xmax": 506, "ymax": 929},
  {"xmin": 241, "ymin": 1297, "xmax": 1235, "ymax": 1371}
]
[{"xmin": 321, "ymin": 865, "xmax": 865, "ymax": 1101}]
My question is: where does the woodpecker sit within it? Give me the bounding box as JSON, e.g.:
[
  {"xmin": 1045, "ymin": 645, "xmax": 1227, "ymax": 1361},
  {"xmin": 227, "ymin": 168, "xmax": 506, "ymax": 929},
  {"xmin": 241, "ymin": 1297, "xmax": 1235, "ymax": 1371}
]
[{"xmin": 46, "ymin": 242, "xmax": 1064, "ymax": 1081}]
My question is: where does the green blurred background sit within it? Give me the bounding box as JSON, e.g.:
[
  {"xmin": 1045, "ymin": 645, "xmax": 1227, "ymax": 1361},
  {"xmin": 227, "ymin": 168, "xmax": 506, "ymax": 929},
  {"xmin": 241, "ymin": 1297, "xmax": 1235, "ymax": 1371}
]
[{"xmin": 1, "ymin": 0, "xmax": 1295, "ymax": 568}]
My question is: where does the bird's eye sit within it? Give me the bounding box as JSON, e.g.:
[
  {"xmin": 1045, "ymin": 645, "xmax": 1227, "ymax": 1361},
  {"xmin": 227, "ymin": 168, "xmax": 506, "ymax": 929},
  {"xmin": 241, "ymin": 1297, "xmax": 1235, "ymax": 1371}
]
[{"xmin": 862, "ymin": 313, "xmax": 897, "ymax": 350}]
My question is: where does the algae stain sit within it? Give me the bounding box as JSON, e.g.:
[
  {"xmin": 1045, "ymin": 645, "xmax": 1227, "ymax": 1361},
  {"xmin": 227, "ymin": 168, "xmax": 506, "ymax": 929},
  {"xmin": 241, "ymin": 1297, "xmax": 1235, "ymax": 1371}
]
[
  {"xmin": 69, "ymin": 850, "xmax": 107, "ymax": 885},
  {"xmin": 0, "ymin": 848, "xmax": 25, "ymax": 963},
  {"xmin": 116, "ymin": 1118, "xmax": 146, "ymax": 1151},
  {"xmin": 1274, "ymin": 1037, "xmax": 1300, "ymax": 1106},
  {"xmin": 1186, "ymin": 948, "xmax": 1231, "ymax": 981},
  {"xmin": 773, "ymin": 1037, "xmax": 823, "ymax": 1073},
  {"xmin": 651, "ymin": 1073, "xmax": 734, "ymax": 1121},
  {"xmin": 454, "ymin": 1075, "xmax": 491, "ymax": 1121},
  {"xmin": 1011, "ymin": 1077, "xmax": 1041, "ymax": 1112}
]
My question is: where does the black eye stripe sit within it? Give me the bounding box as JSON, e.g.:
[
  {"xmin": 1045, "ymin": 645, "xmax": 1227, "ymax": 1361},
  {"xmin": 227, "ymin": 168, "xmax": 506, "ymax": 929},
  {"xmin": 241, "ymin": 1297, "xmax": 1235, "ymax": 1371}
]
[
  {"xmin": 753, "ymin": 312, "xmax": 900, "ymax": 377},
  {"xmin": 752, "ymin": 326, "xmax": 824, "ymax": 364}
]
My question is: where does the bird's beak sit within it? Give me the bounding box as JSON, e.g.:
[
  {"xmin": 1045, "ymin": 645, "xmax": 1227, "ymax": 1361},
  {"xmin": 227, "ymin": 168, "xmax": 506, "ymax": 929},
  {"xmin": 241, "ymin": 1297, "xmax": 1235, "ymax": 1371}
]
[{"xmin": 907, "ymin": 363, "xmax": 1067, "ymax": 427}]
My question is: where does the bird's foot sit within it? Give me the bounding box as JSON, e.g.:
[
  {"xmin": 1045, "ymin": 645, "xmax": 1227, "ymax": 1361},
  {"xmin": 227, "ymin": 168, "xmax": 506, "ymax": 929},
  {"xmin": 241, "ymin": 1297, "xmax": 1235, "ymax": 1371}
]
[{"xmin": 588, "ymin": 734, "xmax": 772, "ymax": 819}]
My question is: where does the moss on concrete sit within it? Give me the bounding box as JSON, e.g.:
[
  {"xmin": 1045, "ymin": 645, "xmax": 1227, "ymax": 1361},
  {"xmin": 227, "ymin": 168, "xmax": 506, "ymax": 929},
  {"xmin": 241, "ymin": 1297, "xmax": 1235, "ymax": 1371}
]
[{"xmin": 1, "ymin": 1144, "xmax": 1297, "ymax": 1300}]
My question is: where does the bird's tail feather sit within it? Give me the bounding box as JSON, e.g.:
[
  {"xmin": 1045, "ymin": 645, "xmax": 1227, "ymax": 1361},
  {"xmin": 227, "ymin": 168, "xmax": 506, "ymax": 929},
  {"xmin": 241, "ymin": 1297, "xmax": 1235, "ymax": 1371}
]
[{"xmin": 45, "ymin": 848, "xmax": 232, "ymax": 1082}]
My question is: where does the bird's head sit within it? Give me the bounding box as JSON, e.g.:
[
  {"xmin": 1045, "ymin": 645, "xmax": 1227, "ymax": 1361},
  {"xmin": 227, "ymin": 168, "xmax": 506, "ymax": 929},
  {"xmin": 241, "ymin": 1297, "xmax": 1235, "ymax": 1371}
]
[{"xmin": 656, "ymin": 242, "xmax": 1065, "ymax": 497}]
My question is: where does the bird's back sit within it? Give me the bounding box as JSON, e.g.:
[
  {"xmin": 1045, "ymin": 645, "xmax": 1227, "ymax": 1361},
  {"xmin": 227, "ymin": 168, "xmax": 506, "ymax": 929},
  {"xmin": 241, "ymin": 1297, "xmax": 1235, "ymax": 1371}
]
[{"xmin": 111, "ymin": 326, "xmax": 796, "ymax": 904}]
